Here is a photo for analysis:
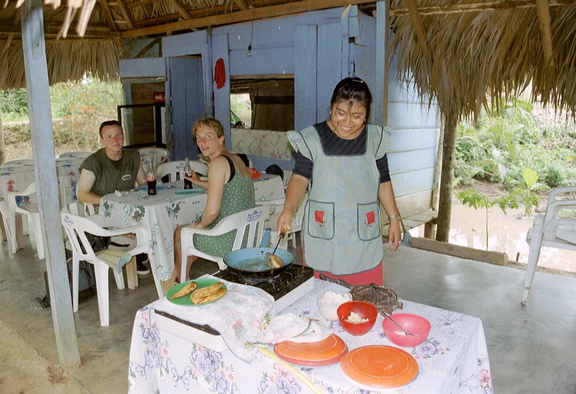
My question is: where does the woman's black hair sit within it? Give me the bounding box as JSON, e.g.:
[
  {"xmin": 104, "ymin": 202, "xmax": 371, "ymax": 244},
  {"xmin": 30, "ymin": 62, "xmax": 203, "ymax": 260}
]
[{"xmin": 330, "ymin": 77, "xmax": 372, "ymax": 119}]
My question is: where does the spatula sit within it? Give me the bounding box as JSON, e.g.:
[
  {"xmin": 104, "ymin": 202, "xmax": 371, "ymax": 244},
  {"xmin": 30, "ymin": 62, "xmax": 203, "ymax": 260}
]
[{"xmin": 264, "ymin": 232, "xmax": 285, "ymax": 269}]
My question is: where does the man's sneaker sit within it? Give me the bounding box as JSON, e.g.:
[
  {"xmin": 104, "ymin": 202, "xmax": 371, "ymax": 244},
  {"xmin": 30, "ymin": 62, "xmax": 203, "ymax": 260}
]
[{"xmin": 137, "ymin": 258, "xmax": 150, "ymax": 275}]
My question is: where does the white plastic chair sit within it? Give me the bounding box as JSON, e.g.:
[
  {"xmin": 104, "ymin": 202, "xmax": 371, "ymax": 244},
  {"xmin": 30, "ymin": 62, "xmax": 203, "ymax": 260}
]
[
  {"xmin": 6, "ymin": 182, "xmax": 45, "ymax": 259},
  {"xmin": 57, "ymin": 151, "xmax": 92, "ymax": 159},
  {"xmin": 523, "ymin": 186, "xmax": 576, "ymax": 305},
  {"xmin": 262, "ymin": 193, "xmax": 307, "ymax": 249},
  {"xmin": 138, "ymin": 147, "xmax": 169, "ymax": 166},
  {"xmin": 60, "ymin": 211, "xmax": 150, "ymax": 326},
  {"xmin": 180, "ymin": 205, "xmax": 270, "ymax": 279},
  {"xmin": 1, "ymin": 158, "xmax": 34, "ymax": 166},
  {"xmin": 155, "ymin": 160, "xmax": 208, "ymax": 184}
]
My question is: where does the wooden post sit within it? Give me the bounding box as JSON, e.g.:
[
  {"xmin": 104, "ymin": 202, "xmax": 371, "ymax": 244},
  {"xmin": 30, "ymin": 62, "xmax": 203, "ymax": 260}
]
[
  {"xmin": 435, "ymin": 116, "xmax": 457, "ymax": 243},
  {"xmin": 20, "ymin": 0, "xmax": 80, "ymax": 367}
]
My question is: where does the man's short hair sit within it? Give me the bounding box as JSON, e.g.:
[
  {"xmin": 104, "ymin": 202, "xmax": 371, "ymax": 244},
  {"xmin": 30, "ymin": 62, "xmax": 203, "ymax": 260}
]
[{"xmin": 99, "ymin": 120, "xmax": 123, "ymax": 138}]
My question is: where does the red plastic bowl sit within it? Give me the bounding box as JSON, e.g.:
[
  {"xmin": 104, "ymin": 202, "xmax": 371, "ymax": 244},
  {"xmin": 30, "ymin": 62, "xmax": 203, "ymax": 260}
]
[
  {"xmin": 337, "ymin": 301, "xmax": 378, "ymax": 336},
  {"xmin": 382, "ymin": 313, "xmax": 431, "ymax": 347}
]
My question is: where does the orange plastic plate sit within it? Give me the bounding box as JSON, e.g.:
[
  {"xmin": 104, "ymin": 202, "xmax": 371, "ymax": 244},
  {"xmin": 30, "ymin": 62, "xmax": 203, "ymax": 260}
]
[
  {"xmin": 340, "ymin": 345, "xmax": 418, "ymax": 389},
  {"xmin": 274, "ymin": 334, "xmax": 348, "ymax": 367}
]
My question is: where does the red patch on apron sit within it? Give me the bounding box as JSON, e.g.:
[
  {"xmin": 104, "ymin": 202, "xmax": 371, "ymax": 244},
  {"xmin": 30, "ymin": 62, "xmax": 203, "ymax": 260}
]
[
  {"xmin": 366, "ymin": 211, "xmax": 375, "ymax": 225},
  {"xmin": 315, "ymin": 210, "xmax": 325, "ymax": 224}
]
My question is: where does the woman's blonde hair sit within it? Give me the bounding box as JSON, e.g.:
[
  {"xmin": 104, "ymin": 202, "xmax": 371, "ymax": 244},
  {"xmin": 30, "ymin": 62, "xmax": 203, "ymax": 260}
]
[{"xmin": 192, "ymin": 117, "xmax": 224, "ymax": 139}]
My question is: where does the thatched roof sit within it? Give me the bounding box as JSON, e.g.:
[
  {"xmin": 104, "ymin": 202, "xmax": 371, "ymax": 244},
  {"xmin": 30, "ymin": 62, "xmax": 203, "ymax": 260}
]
[
  {"xmin": 2, "ymin": 0, "xmax": 576, "ymax": 124},
  {"xmin": 389, "ymin": 0, "xmax": 576, "ymax": 125}
]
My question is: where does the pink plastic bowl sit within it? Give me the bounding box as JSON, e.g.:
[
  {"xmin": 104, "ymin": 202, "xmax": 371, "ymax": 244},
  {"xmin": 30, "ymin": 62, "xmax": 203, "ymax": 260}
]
[
  {"xmin": 337, "ymin": 301, "xmax": 378, "ymax": 336},
  {"xmin": 382, "ymin": 313, "xmax": 431, "ymax": 347}
]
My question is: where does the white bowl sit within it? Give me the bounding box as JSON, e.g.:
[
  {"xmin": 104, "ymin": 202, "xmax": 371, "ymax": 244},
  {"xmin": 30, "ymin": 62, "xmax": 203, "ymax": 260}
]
[{"xmin": 317, "ymin": 290, "xmax": 353, "ymax": 321}]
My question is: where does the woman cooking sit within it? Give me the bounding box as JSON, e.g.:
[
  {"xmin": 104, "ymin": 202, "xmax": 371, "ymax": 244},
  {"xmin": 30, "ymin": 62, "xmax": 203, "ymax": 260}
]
[
  {"xmin": 277, "ymin": 77, "xmax": 402, "ymax": 286},
  {"xmin": 174, "ymin": 117, "xmax": 255, "ymax": 282}
]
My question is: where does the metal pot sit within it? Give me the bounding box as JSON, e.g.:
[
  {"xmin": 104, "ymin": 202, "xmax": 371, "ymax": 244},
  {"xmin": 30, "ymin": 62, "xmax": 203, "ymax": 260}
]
[{"xmin": 222, "ymin": 229, "xmax": 294, "ymax": 277}]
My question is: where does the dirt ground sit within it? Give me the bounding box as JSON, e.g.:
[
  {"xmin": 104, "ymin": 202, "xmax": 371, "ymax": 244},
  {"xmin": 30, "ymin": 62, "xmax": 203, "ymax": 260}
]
[{"xmin": 0, "ymin": 320, "xmax": 88, "ymax": 393}]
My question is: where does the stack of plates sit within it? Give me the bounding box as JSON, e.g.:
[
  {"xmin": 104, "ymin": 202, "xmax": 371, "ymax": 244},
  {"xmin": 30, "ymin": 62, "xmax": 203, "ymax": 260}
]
[{"xmin": 274, "ymin": 334, "xmax": 348, "ymax": 367}]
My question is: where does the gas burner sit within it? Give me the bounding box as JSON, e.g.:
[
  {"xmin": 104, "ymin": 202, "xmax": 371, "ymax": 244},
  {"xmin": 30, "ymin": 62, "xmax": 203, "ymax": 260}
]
[{"xmin": 214, "ymin": 265, "xmax": 314, "ymax": 311}]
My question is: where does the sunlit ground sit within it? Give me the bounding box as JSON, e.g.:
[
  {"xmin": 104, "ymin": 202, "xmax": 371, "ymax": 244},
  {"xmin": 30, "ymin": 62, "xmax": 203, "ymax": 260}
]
[{"xmin": 412, "ymin": 201, "xmax": 576, "ymax": 273}]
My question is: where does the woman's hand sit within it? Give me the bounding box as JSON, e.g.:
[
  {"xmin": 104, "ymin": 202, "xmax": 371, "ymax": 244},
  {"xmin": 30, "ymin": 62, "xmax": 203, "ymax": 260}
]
[
  {"xmin": 387, "ymin": 218, "xmax": 402, "ymax": 251},
  {"xmin": 276, "ymin": 210, "xmax": 293, "ymax": 237}
]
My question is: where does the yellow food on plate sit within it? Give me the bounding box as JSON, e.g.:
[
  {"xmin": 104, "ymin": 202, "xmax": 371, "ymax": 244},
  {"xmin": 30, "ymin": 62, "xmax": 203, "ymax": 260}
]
[
  {"xmin": 190, "ymin": 282, "xmax": 226, "ymax": 305},
  {"xmin": 168, "ymin": 281, "xmax": 198, "ymax": 299}
]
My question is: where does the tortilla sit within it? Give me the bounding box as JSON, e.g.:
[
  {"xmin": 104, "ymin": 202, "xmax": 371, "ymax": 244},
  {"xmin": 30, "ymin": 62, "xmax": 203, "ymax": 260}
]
[
  {"xmin": 168, "ymin": 281, "xmax": 198, "ymax": 299},
  {"xmin": 190, "ymin": 282, "xmax": 226, "ymax": 304}
]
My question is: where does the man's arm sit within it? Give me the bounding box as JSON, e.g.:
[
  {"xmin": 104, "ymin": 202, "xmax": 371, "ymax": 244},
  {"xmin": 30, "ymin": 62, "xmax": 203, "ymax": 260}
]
[
  {"xmin": 76, "ymin": 169, "xmax": 103, "ymax": 205},
  {"xmin": 136, "ymin": 162, "xmax": 147, "ymax": 186}
]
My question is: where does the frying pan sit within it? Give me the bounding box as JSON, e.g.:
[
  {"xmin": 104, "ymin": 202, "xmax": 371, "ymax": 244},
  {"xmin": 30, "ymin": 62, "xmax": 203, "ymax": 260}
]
[{"xmin": 222, "ymin": 229, "xmax": 294, "ymax": 277}]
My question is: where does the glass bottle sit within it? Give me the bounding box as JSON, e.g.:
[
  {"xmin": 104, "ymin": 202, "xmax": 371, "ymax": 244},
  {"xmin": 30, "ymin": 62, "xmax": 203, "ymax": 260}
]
[
  {"xmin": 184, "ymin": 157, "xmax": 193, "ymax": 189},
  {"xmin": 147, "ymin": 159, "xmax": 157, "ymax": 195}
]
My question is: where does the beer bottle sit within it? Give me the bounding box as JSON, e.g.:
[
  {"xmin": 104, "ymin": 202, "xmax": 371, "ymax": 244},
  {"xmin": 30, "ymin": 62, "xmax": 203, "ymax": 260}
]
[
  {"xmin": 184, "ymin": 157, "xmax": 193, "ymax": 189},
  {"xmin": 147, "ymin": 160, "xmax": 157, "ymax": 195}
]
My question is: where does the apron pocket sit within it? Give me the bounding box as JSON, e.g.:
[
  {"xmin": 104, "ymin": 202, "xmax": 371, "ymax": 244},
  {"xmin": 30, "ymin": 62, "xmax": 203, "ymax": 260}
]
[
  {"xmin": 357, "ymin": 202, "xmax": 381, "ymax": 241},
  {"xmin": 307, "ymin": 200, "xmax": 334, "ymax": 240}
]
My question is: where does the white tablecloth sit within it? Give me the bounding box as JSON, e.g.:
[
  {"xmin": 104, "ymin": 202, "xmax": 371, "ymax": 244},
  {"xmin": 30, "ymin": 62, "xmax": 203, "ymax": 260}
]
[
  {"xmin": 128, "ymin": 279, "xmax": 493, "ymax": 393},
  {"xmin": 99, "ymin": 175, "xmax": 285, "ymax": 293},
  {"xmin": 0, "ymin": 157, "xmax": 82, "ymax": 201}
]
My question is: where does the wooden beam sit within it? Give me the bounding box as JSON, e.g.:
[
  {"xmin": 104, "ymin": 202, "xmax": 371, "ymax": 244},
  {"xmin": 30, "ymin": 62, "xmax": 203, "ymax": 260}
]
[
  {"xmin": 233, "ymin": 0, "xmax": 249, "ymax": 11},
  {"xmin": 404, "ymin": 0, "xmax": 431, "ymax": 60},
  {"xmin": 115, "ymin": 0, "xmax": 134, "ymax": 29},
  {"xmin": 20, "ymin": 0, "xmax": 80, "ymax": 368},
  {"xmin": 390, "ymin": 0, "xmax": 571, "ymax": 16},
  {"xmin": 167, "ymin": 0, "xmax": 192, "ymax": 20},
  {"xmin": 535, "ymin": 0, "xmax": 554, "ymax": 65},
  {"xmin": 99, "ymin": 0, "xmax": 118, "ymax": 32},
  {"xmin": 121, "ymin": 0, "xmax": 376, "ymax": 38}
]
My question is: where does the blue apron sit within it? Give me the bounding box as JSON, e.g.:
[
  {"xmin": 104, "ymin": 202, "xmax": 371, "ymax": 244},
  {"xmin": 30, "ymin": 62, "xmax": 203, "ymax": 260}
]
[{"xmin": 287, "ymin": 124, "xmax": 390, "ymax": 275}]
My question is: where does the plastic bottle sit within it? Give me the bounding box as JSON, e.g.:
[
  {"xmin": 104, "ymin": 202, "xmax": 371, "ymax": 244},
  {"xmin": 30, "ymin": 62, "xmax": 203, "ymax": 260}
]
[{"xmin": 184, "ymin": 157, "xmax": 193, "ymax": 189}]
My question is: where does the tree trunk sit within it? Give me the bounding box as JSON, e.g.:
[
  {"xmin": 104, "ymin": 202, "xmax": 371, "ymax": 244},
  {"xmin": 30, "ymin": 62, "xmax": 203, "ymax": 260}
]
[{"xmin": 435, "ymin": 117, "xmax": 457, "ymax": 242}]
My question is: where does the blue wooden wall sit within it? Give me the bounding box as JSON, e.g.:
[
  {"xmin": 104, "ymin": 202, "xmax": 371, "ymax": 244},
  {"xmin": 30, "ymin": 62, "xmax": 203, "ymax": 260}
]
[{"xmin": 120, "ymin": 2, "xmax": 440, "ymax": 216}]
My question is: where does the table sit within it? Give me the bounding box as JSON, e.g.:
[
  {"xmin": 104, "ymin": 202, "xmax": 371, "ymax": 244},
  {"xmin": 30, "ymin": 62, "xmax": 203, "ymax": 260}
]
[
  {"xmin": 0, "ymin": 158, "xmax": 83, "ymax": 248},
  {"xmin": 128, "ymin": 279, "xmax": 493, "ymax": 393},
  {"xmin": 0, "ymin": 157, "xmax": 82, "ymax": 201},
  {"xmin": 99, "ymin": 175, "xmax": 285, "ymax": 296}
]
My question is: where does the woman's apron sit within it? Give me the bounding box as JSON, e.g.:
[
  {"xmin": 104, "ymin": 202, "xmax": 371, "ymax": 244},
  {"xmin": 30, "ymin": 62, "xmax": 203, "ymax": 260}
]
[{"xmin": 288, "ymin": 124, "xmax": 387, "ymax": 275}]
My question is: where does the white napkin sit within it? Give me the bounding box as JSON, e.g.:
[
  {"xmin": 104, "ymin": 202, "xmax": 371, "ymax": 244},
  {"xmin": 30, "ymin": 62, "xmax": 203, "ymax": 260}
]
[{"xmin": 256, "ymin": 313, "xmax": 332, "ymax": 344}]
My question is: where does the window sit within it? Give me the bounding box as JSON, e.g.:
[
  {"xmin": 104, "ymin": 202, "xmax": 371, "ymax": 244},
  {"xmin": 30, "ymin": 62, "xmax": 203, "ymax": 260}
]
[{"xmin": 230, "ymin": 78, "xmax": 294, "ymax": 131}]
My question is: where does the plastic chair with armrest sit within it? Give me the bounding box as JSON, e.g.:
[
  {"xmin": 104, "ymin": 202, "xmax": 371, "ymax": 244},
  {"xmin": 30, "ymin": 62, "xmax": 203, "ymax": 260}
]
[
  {"xmin": 263, "ymin": 193, "xmax": 307, "ymax": 249},
  {"xmin": 155, "ymin": 160, "xmax": 208, "ymax": 184},
  {"xmin": 138, "ymin": 147, "xmax": 169, "ymax": 166},
  {"xmin": 180, "ymin": 205, "xmax": 271, "ymax": 279},
  {"xmin": 523, "ymin": 186, "xmax": 576, "ymax": 305},
  {"xmin": 6, "ymin": 182, "xmax": 45, "ymax": 259},
  {"xmin": 57, "ymin": 151, "xmax": 91, "ymax": 159},
  {"xmin": 60, "ymin": 211, "xmax": 150, "ymax": 326}
]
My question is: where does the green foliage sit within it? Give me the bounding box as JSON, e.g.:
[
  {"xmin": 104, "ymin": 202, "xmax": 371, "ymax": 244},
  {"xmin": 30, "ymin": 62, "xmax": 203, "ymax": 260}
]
[
  {"xmin": 0, "ymin": 89, "xmax": 29, "ymax": 121},
  {"xmin": 1, "ymin": 76, "xmax": 122, "ymax": 152},
  {"xmin": 455, "ymin": 97, "xmax": 576, "ymax": 189}
]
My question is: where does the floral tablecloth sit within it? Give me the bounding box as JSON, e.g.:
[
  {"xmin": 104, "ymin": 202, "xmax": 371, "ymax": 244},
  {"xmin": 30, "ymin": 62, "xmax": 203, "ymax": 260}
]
[
  {"xmin": 128, "ymin": 279, "xmax": 493, "ymax": 393},
  {"xmin": 99, "ymin": 176, "xmax": 285, "ymax": 296},
  {"xmin": 0, "ymin": 157, "xmax": 82, "ymax": 201}
]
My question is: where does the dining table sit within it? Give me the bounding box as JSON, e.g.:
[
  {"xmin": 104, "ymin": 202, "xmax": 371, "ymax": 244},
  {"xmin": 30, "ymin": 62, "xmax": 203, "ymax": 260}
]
[
  {"xmin": 127, "ymin": 278, "xmax": 493, "ymax": 393},
  {"xmin": 0, "ymin": 157, "xmax": 83, "ymax": 248},
  {"xmin": 99, "ymin": 174, "xmax": 285, "ymax": 297}
]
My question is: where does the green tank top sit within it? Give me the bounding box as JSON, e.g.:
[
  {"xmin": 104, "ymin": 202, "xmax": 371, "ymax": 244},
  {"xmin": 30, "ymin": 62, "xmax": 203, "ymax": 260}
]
[{"xmin": 193, "ymin": 155, "xmax": 256, "ymax": 257}]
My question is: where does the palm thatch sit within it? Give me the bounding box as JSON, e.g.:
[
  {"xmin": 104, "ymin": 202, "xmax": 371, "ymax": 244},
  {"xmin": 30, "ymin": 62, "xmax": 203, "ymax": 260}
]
[
  {"xmin": 389, "ymin": 0, "xmax": 576, "ymax": 125},
  {"xmin": 0, "ymin": 38, "xmax": 119, "ymax": 89}
]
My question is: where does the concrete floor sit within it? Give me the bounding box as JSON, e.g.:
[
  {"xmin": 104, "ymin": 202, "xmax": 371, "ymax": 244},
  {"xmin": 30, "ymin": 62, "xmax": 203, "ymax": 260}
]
[{"xmin": 1, "ymin": 235, "xmax": 575, "ymax": 393}]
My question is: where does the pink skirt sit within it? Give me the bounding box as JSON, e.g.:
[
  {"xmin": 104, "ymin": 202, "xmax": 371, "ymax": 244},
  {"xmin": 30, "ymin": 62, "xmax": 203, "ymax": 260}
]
[{"xmin": 301, "ymin": 246, "xmax": 383, "ymax": 286}]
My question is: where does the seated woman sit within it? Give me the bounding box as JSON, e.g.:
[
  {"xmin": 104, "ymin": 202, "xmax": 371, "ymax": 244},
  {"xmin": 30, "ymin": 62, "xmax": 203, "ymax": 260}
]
[{"xmin": 174, "ymin": 117, "xmax": 255, "ymax": 282}]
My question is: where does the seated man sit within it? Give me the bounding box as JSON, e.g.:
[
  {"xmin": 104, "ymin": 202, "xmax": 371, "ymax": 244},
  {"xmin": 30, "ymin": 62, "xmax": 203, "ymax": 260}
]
[{"xmin": 76, "ymin": 120, "xmax": 150, "ymax": 274}]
